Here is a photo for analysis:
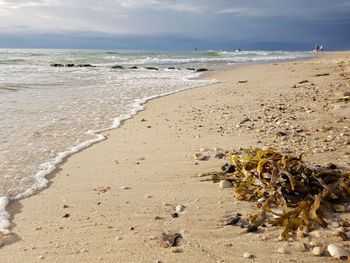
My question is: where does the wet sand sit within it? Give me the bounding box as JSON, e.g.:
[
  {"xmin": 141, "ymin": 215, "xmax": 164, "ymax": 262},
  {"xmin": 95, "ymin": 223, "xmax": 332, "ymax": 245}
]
[{"xmin": 1, "ymin": 52, "xmax": 350, "ymax": 262}]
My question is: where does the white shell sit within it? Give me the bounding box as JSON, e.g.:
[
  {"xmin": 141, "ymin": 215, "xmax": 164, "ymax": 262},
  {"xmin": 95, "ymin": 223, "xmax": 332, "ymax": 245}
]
[
  {"xmin": 277, "ymin": 247, "xmax": 286, "ymax": 254},
  {"xmin": 219, "ymin": 180, "xmax": 232, "ymax": 189},
  {"xmin": 193, "ymin": 153, "xmax": 209, "ymax": 160},
  {"xmin": 312, "ymin": 246, "xmax": 324, "ymax": 256},
  {"xmin": 243, "ymin": 252, "xmax": 253, "ymax": 258},
  {"xmin": 327, "ymin": 244, "xmax": 350, "ymax": 259},
  {"xmin": 175, "ymin": 205, "xmax": 186, "ymax": 213}
]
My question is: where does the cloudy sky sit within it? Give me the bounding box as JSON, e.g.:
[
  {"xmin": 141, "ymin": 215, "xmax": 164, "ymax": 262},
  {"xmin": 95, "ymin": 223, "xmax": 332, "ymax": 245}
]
[{"xmin": 0, "ymin": 0, "xmax": 349, "ymax": 50}]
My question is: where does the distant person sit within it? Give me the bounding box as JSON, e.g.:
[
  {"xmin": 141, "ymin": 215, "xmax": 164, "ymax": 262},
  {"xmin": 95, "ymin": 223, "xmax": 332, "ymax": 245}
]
[
  {"xmin": 319, "ymin": 45, "xmax": 323, "ymax": 52},
  {"xmin": 313, "ymin": 44, "xmax": 320, "ymax": 53}
]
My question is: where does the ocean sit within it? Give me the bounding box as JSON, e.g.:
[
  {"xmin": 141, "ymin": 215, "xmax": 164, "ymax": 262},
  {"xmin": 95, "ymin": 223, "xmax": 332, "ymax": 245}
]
[{"xmin": 0, "ymin": 48, "xmax": 311, "ymax": 232}]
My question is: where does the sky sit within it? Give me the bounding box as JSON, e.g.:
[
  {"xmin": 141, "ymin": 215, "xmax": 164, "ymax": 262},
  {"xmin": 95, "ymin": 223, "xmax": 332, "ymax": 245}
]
[{"xmin": 0, "ymin": 0, "xmax": 349, "ymax": 50}]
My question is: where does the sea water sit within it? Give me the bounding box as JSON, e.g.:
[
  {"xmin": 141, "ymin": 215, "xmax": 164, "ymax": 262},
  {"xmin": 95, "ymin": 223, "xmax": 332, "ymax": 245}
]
[{"xmin": 0, "ymin": 48, "xmax": 311, "ymax": 231}]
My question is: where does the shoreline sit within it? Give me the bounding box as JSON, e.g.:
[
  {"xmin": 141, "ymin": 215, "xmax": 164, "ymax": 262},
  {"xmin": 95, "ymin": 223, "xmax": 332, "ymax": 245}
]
[{"xmin": 1, "ymin": 52, "xmax": 349, "ymax": 262}]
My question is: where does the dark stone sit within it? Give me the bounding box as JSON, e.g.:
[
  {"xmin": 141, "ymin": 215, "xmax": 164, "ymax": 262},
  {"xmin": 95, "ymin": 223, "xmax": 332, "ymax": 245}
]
[
  {"xmin": 186, "ymin": 68, "xmax": 195, "ymax": 71},
  {"xmin": 77, "ymin": 64, "xmax": 94, "ymax": 67},
  {"xmin": 50, "ymin": 63, "xmax": 64, "ymax": 67},
  {"xmin": 171, "ymin": 212, "xmax": 179, "ymax": 218},
  {"xmin": 247, "ymin": 224, "xmax": 258, "ymax": 233},
  {"xmin": 315, "ymin": 73, "xmax": 330, "ymax": 77},
  {"xmin": 168, "ymin": 67, "xmax": 176, "ymax": 69},
  {"xmin": 196, "ymin": 68, "xmax": 208, "ymax": 72},
  {"xmin": 215, "ymin": 152, "xmax": 225, "ymax": 159},
  {"xmin": 129, "ymin": 66, "xmax": 138, "ymax": 69},
  {"xmin": 161, "ymin": 232, "xmax": 183, "ymax": 247},
  {"xmin": 65, "ymin": 64, "xmax": 75, "ymax": 67},
  {"xmin": 298, "ymin": 80, "xmax": 309, "ymax": 84},
  {"xmin": 221, "ymin": 163, "xmax": 235, "ymax": 173},
  {"xmin": 63, "ymin": 204, "xmax": 69, "ymax": 208},
  {"xmin": 226, "ymin": 216, "xmax": 241, "ymax": 226},
  {"xmin": 238, "ymin": 80, "xmax": 248, "ymax": 83},
  {"xmin": 112, "ymin": 65, "xmax": 124, "ymax": 69},
  {"xmin": 146, "ymin": 67, "xmax": 158, "ymax": 70},
  {"xmin": 276, "ymin": 131, "xmax": 288, "ymax": 137},
  {"xmin": 63, "ymin": 213, "xmax": 70, "ymax": 218}
]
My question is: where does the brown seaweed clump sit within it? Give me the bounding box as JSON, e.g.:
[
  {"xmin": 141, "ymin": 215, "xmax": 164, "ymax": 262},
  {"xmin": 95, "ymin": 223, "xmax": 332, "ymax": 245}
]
[{"xmin": 204, "ymin": 148, "xmax": 350, "ymax": 239}]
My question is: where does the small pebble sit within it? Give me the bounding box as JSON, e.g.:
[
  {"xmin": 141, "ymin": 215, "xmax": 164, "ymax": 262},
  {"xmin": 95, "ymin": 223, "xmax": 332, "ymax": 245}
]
[
  {"xmin": 115, "ymin": 236, "xmax": 123, "ymax": 241},
  {"xmin": 331, "ymin": 221, "xmax": 340, "ymax": 228},
  {"xmin": 243, "ymin": 252, "xmax": 253, "ymax": 258},
  {"xmin": 312, "ymin": 246, "xmax": 324, "ymax": 256},
  {"xmin": 219, "ymin": 180, "xmax": 232, "ymax": 189},
  {"xmin": 175, "ymin": 205, "xmax": 186, "ymax": 213},
  {"xmin": 171, "ymin": 247, "xmax": 183, "ymax": 253},
  {"xmin": 328, "ymin": 243, "xmax": 350, "ymax": 259},
  {"xmin": 277, "ymin": 247, "xmax": 286, "ymax": 254}
]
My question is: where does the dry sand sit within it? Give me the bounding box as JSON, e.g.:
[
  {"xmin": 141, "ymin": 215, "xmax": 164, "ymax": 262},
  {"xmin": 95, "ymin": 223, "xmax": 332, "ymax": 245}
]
[{"xmin": 1, "ymin": 52, "xmax": 350, "ymax": 262}]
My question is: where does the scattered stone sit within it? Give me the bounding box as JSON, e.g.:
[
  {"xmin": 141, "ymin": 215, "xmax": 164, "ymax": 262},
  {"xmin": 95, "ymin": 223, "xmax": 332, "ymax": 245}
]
[
  {"xmin": 312, "ymin": 246, "xmax": 324, "ymax": 256},
  {"xmin": 171, "ymin": 213, "xmax": 179, "ymax": 218},
  {"xmin": 315, "ymin": 73, "xmax": 330, "ymax": 77},
  {"xmin": 129, "ymin": 66, "xmax": 138, "ymax": 69},
  {"xmin": 161, "ymin": 232, "xmax": 182, "ymax": 248},
  {"xmin": 193, "ymin": 152, "xmax": 209, "ymax": 161},
  {"xmin": 327, "ymin": 244, "xmax": 350, "ymax": 259},
  {"xmin": 247, "ymin": 225, "xmax": 258, "ymax": 233},
  {"xmin": 330, "ymin": 221, "xmax": 340, "ymax": 228},
  {"xmin": 277, "ymin": 247, "xmax": 286, "ymax": 254},
  {"xmin": 65, "ymin": 64, "xmax": 74, "ymax": 67},
  {"xmin": 146, "ymin": 67, "xmax": 158, "ymax": 70},
  {"xmin": 94, "ymin": 186, "xmax": 110, "ymax": 193},
  {"xmin": 219, "ymin": 180, "xmax": 232, "ymax": 189},
  {"xmin": 221, "ymin": 163, "xmax": 235, "ymax": 173},
  {"xmin": 243, "ymin": 252, "xmax": 253, "ymax": 258},
  {"xmin": 175, "ymin": 205, "xmax": 186, "ymax": 213},
  {"xmin": 171, "ymin": 247, "xmax": 183, "ymax": 253},
  {"xmin": 50, "ymin": 63, "xmax": 64, "ymax": 67},
  {"xmin": 62, "ymin": 213, "xmax": 70, "ymax": 218},
  {"xmin": 115, "ymin": 236, "xmax": 123, "ymax": 241},
  {"xmin": 298, "ymin": 80, "xmax": 309, "ymax": 84},
  {"xmin": 196, "ymin": 68, "xmax": 208, "ymax": 72},
  {"xmin": 120, "ymin": 186, "xmax": 131, "ymax": 190},
  {"xmin": 77, "ymin": 64, "xmax": 93, "ymax": 67},
  {"xmin": 63, "ymin": 204, "xmax": 69, "ymax": 208},
  {"xmin": 226, "ymin": 215, "xmax": 241, "ymax": 226},
  {"xmin": 215, "ymin": 152, "xmax": 225, "ymax": 159},
  {"xmin": 276, "ymin": 131, "xmax": 288, "ymax": 137},
  {"xmin": 111, "ymin": 65, "xmax": 124, "ymax": 69},
  {"xmin": 238, "ymin": 80, "xmax": 248, "ymax": 83},
  {"xmin": 295, "ymin": 242, "xmax": 307, "ymax": 252}
]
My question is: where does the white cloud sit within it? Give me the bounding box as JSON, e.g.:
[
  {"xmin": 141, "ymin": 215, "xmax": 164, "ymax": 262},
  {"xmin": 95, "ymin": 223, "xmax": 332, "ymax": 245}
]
[
  {"xmin": 118, "ymin": 0, "xmax": 206, "ymax": 13},
  {"xmin": 217, "ymin": 7, "xmax": 263, "ymax": 17}
]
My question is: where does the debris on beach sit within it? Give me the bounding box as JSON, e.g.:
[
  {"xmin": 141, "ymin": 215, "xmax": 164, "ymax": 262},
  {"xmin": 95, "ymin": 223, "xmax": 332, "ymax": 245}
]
[
  {"xmin": 202, "ymin": 147, "xmax": 350, "ymax": 239},
  {"xmin": 193, "ymin": 152, "xmax": 209, "ymax": 161},
  {"xmin": 327, "ymin": 244, "xmax": 350, "ymax": 259},
  {"xmin": 94, "ymin": 186, "xmax": 110, "ymax": 193},
  {"xmin": 160, "ymin": 232, "xmax": 182, "ymax": 248}
]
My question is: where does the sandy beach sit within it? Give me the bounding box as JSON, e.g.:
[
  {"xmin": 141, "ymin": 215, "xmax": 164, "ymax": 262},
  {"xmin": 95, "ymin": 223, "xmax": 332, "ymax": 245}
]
[{"xmin": 1, "ymin": 52, "xmax": 350, "ymax": 262}]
